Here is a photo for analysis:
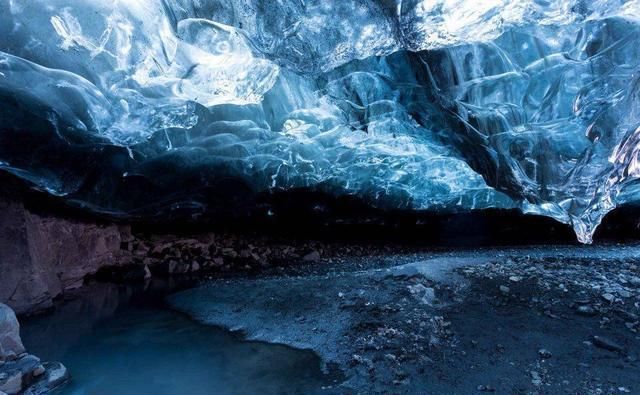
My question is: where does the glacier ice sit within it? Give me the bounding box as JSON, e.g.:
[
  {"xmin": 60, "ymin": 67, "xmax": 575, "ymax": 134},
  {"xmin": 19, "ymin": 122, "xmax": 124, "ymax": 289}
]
[{"xmin": 0, "ymin": 0, "xmax": 639, "ymax": 242}]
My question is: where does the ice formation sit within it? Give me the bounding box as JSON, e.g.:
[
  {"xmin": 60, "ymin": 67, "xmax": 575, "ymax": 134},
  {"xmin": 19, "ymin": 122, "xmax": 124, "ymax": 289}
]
[{"xmin": 0, "ymin": 0, "xmax": 639, "ymax": 242}]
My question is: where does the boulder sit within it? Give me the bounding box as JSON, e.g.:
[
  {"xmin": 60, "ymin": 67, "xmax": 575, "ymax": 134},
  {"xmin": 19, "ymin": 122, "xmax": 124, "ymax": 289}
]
[
  {"xmin": 0, "ymin": 370, "xmax": 21, "ymax": 394},
  {"xmin": 0, "ymin": 304, "xmax": 25, "ymax": 360}
]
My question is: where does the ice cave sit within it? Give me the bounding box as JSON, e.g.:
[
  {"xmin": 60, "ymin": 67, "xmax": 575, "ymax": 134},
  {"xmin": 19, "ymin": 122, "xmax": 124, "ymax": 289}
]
[
  {"xmin": 0, "ymin": 0, "xmax": 638, "ymax": 243},
  {"xmin": 1, "ymin": 1, "xmax": 640, "ymax": 394}
]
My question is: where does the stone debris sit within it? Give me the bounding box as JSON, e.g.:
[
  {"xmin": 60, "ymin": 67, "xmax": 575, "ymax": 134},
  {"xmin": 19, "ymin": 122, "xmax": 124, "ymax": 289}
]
[{"xmin": 0, "ymin": 304, "xmax": 68, "ymax": 394}]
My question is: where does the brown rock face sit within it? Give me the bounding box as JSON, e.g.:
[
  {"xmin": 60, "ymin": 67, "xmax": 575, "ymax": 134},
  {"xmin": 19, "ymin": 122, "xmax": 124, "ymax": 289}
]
[{"xmin": 0, "ymin": 200, "xmax": 128, "ymax": 315}]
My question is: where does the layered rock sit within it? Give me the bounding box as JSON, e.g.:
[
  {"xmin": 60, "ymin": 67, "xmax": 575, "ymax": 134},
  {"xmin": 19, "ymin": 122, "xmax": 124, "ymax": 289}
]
[
  {"xmin": 0, "ymin": 304, "xmax": 68, "ymax": 394},
  {"xmin": 0, "ymin": 199, "xmax": 129, "ymax": 315}
]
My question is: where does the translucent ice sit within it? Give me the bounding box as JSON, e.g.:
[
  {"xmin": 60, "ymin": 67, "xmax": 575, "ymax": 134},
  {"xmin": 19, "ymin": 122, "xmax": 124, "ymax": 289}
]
[{"xmin": 0, "ymin": 0, "xmax": 639, "ymax": 242}]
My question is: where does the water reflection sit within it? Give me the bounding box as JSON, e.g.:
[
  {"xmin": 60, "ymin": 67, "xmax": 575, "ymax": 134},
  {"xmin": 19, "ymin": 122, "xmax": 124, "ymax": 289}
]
[{"xmin": 21, "ymin": 281, "xmax": 337, "ymax": 395}]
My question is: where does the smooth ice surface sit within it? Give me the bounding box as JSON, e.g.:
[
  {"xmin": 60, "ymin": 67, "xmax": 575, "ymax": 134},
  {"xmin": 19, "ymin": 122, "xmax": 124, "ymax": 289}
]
[{"xmin": 1, "ymin": 0, "xmax": 640, "ymax": 242}]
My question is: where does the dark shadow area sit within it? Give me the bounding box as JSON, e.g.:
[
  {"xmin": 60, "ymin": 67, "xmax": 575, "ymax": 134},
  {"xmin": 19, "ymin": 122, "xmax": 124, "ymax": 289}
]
[{"xmin": 2, "ymin": 169, "xmax": 639, "ymax": 247}]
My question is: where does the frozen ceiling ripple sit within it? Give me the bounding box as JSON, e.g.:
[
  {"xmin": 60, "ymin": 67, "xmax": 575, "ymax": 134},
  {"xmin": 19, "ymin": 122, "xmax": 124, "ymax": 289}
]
[{"xmin": 0, "ymin": 0, "xmax": 639, "ymax": 242}]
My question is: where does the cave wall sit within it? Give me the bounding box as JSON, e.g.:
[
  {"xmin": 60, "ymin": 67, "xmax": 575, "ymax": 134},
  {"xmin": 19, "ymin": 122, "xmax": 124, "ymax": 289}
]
[{"xmin": 0, "ymin": 199, "xmax": 130, "ymax": 315}]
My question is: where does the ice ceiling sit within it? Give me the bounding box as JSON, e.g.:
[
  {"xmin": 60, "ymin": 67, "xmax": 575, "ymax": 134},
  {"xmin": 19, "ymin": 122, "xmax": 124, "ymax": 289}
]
[{"xmin": 0, "ymin": 0, "xmax": 639, "ymax": 243}]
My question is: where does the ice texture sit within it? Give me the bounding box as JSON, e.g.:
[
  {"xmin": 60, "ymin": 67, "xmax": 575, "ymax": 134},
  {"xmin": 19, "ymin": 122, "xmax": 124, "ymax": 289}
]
[{"xmin": 0, "ymin": 0, "xmax": 639, "ymax": 242}]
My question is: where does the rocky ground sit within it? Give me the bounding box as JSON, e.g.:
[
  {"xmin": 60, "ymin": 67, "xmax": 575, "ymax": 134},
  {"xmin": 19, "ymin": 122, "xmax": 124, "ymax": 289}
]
[
  {"xmin": 0, "ymin": 304, "xmax": 68, "ymax": 395},
  {"xmin": 169, "ymin": 245, "xmax": 640, "ymax": 394},
  {"xmin": 4, "ymin": 195, "xmax": 640, "ymax": 394},
  {"xmin": 0, "ymin": 196, "xmax": 390, "ymax": 315}
]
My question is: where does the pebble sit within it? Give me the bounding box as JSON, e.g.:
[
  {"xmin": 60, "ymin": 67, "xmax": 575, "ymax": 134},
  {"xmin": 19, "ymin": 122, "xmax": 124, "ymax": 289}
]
[
  {"xmin": 602, "ymin": 293, "xmax": 615, "ymax": 303},
  {"xmin": 575, "ymin": 305, "xmax": 598, "ymax": 316},
  {"xmin": 499, "ymin": 285, "xmax": 510, "ymax": 294},
  {"xmin": 538, "ymin": 348, "xmax": 553, "ymax": 359},
  {"xmin": 508, "ymin": 276, "xmax": 522, "ymax": 282},
  {"xmin": 618, "ymin": 290, "xmax": 631, "ymax": 298},
  {"xmin": 591, "ymin": 335, "xmax": 624, "ymax": 353}
]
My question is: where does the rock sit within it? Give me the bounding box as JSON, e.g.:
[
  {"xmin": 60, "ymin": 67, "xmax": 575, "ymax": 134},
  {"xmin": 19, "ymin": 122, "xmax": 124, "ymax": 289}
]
[
  {"xmin": 591, "ymin": 335, "xmax": 624, "ymax": 353},
  {"xmin": 408, "ymin": 284, "xmax": 435, "ymax": 305},
  {"xmin": 601, "ymin": 293, "xmax": 615, "ymax": 303},
  {"xmin": 613, "ymin": 308, "xmax": 638, "ymax": 322},
  {"xmin": 32, "ymin": 365, "xmax": 45, "ymax": 377},
  {"xmin": 499, "ymin": 285, "xmax": 510, "ymax": 294},
  {"xmin": 538, "ymin": 348, "xmax": 553, "ymax": 359},
  {"xmin": 0, "ymin": 200, "xmax": 129, "ymax": 315},
  {"xmin": 302, "ymin": 251, "xmax": 321, "ymax": 262},
  {"xmin": 0, "ymin": 304, "xmax": 25, "ymax": 360},
  {"xmin": 575, "ymin": 305, "xmax": 598, "ymax": 317},
  {"xmin": 508, "ymin": 276, "xmax": 522, "ymax": 282},
  {"xmin": 43, "ymin": 362, "xmax": 69, "ymax": 389},
  {"xmin": 618, "ymin": 290, "xmax": 631, "ymax": 298},
  {"xmin": 0, "ymin": 370, "xmax": 21, "ymax": 394},
  {"xmin": 143, "ymin": 265, "xmax": 152, "ymax": 280}
]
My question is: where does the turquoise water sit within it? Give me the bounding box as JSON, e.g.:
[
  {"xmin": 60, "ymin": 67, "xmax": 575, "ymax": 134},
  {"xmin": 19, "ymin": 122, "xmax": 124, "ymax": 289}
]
[{"xmin": 21, "ymin": 282, "xmax": 337, "ymax": 395}]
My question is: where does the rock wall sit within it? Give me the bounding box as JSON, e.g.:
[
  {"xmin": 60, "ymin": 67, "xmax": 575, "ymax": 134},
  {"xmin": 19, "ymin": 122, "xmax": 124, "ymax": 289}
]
[{"xmin": 0, "ymin": 199, "xmax": 130, "ymax": 315}]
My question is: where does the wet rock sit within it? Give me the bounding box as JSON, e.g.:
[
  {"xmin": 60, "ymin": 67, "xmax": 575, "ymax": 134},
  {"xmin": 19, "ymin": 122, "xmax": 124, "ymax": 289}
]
[
  {"xmin": 499, "ymin": 285, "xmax": 510, "ymax": 294},
  {"xmin": 43, "ymin": 362, "xmax": 69, "ymax": 390}
]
